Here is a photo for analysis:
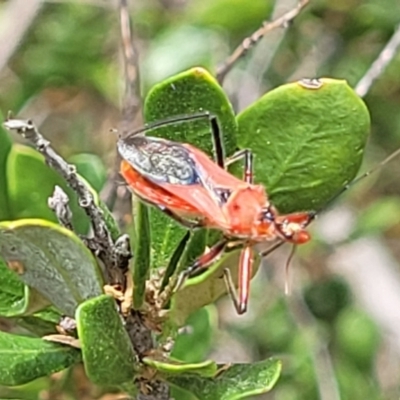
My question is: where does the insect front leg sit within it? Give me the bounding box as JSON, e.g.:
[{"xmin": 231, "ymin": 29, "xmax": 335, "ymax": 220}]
[
  {"xmin": 224, "ymin": 149, "xmax": 254, "ymax": 183},
  {"xmin": 205, "ymin": 114, "xmax": 254, "ymax": 181},
  {"xmin": 223, "ymin": 244, "xmax": 254, "ymax": 314},
  {"xmin": 174, "ymin": 238, "xmax": 228, "ymax": 290}
]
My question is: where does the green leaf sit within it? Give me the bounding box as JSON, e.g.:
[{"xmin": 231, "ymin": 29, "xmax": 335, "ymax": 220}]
[
  {"xmin": 6, "ymin": 144, "xmax": 91, "ymax": 233},
  {"xmin": 68, "ymin": 153, "xmax": 107, "ymax": 193},
  {"xmin": 172, "ymin": 307, "xmax": 215, "ymax": 363},
  {"xmin": 237, "ymin": 78, "xmax": 370, "ymax": 213},
  {"xmin": 0, "ymin": 219, "xmax": 103, "ymax": 317},
  {"xmin": 143, "ymin": 67, "xmax": 237, "ymax": 268},
  {"xmin": 16, "ymin": 307, "xmax": 62, "ymax": 337},
  {"xmin": 143, "ymin": 356, "xmax": 217, "ymax": 378},
  {"xmin": 132, "ymin": 201, "xmax": 151, "ymax": 309},
  {"xmin": 0, "ymin": 330, "xmax": 81, "ymax": 386},
  {"xmin": 0, "ymin": 112, "xmax": 12, "ymax": 221},
  {"xmin": 0, "ymin": 256, "xmax": 50, "ymax": 317},
  {"xmin": 167, "ymin": 358, "xmax": 282, "ymax": 400},
  {"xmin": 76, "ymin": 295, "xmax": 138, "ymax": 385},
  {"xmin": 170, "ymin": 250, "xmax": 260, "ymax": 326}
]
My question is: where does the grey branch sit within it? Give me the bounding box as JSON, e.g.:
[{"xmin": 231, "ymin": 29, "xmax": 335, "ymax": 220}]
[
  {"xmin": 355, "ymin": 24, "xmax": 400, "ymax": 98},
  {"xmin": 216, "ymin": 0, "xmax": 309, "ymax": 83},
  {"xmin": 48, "ymin": 186, "xmax": 74, "ymax": 231},
  {"xmin": 3, "ymin": 115, "xmax": 127, "ymax": 284}
]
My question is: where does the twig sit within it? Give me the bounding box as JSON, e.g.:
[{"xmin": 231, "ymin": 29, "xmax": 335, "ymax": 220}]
[
  {"xmin": 48, "ymin": 186, "xmax": 74, "ymax": 231},
  {"xmin": 100, "ymin": 0, "xmax": 142, "ymax": 210},
  {"xmin": 3, "ymin": 115, "xmax": 127, "ymax": 285},
  {"xmin": 216, "ymin": 0, "xmax": 309, "ymax": 83},
  {"xmin": 355, "ymin": 24, "xmax": 400, "ymax": 98},
  {"xmin": 119, "ymin": 0, "xmax": 142, "ymax": 135},
  {"xmin": 0, "ymin": 0, "xmax": 43, "ymax": 73}
]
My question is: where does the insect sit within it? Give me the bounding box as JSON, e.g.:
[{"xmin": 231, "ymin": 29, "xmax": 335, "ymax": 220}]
[{"xmin": 117, "ymin": 112, "xmax": 400, "ymax": 314}]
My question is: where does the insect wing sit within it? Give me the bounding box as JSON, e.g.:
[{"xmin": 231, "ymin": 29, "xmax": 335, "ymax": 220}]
[
  {"xmin": 117, "ymin": 135, "xmax": 201, "ymax": 186},
  {"xmin": 118, "ymin": 136, "xmax": 227, "ymax": 223}
]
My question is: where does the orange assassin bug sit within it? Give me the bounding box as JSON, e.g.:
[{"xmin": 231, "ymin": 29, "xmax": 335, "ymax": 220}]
[{"xmin": 117, "ymin": 112, "xmax": 400, "ymax": 314}]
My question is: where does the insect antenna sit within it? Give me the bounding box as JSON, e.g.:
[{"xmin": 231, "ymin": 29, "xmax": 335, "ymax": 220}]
[
  {"xmin": 123, "ymin": 111, "xmax": 216, "ymax": 138},
  {"xmin": 305, "ymin": 145, "xmax": 400, "ymax": 226},
  {"xmin": 284, "ymin": 245, "xmax": 297, "ymax": 295}
]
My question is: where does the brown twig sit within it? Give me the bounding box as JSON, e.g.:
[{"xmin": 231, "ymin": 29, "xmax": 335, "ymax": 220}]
[
  {"xmin": 216, "ymin": 0, "xmax": 310, "ymax": 83},
  {"xmin": 355, "ymin": 24, "xmax": 400, "ymax": 98},
  {"xmin": 3, "ymin": 115, "xmax": 129, "ymax": 286}
]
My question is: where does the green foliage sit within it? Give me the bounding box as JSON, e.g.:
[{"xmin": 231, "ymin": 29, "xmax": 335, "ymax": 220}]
[
  {"xmin": 76, "ymin": 295, "xmax": 138, "ymax": 386},
  {"xmin": 132, "ymin": 200, "xmax": 151, "ymax": 309},
  {"xmin": 237, "ymin": 78, "xmax": 370, "ymax": 213},
  {"xmin": 0, "ymin": 257, "xmax": 49, "ymax": 317},
  {"xmin": 0, "ymin": 112, "xmax": 12, "ymax": 221},
  {"xmin": 6, "ymin": 145, "xmax": 91, "ymax": 233},
  {"xmin": 0, "ymin": 330, "xmax": 81, "ymax": 386},
  {"xmin": 0, "ymin": 219, "xmax": 103, "ymax": 316},
  {"xmin": 0, "ymin": 0, "xmax": 398, "ymax": 399},
  {"xmin": 167, "ymin": 359, "xmax": 282, "ymax": 400}
]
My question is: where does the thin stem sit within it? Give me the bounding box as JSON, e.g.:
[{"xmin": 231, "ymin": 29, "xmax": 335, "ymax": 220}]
[
  {"xmin": 216, "ymin": 0, "xmax": 309, "ymax": 83},
  {"xmin": 119, "ymin": 0, "xmax": 142, "ymax": 134},
  {"xmin": 355, "ymin": 24, "xmax": 400, "ymax": 98}
]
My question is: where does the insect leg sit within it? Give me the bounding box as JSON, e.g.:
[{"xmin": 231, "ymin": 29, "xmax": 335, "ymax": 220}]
[
  {"xmin": 223, "ymin": 244, "xmax": 254, "ymax": 314},
  {"xmin": 158, "ymin": 206, "xmax": 205, "ymax": 229},
  {"xmin": 175, "ymin": 239, "xmax": 228, "ymax": 290},
  {"xmin": 259, "ymin": 240, "xmax": 285, "ymax": 257},
  {"xmin": 224, "ymin": 149, "xmax": 254, "ymax": 183},
  {"xmin": 208, "ymin": 115, "xmax": 225, "ymax": 168}
]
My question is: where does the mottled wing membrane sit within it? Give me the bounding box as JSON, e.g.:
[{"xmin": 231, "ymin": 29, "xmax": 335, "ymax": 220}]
[{"xmin": 117, "ymin": 136, "xmax": 201, "ymax": 185}]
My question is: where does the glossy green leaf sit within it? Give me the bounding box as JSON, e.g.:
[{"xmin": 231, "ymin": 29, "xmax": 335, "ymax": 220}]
[
  {"xmin": 132, "ymin": 200, "xmax": 151, "ymax": 309},
  {"xmin": 144, "ymin": 356, "xmax": 217, "ymax": 377},
  {"xmin": 170, "ymin": 250, "xmax": 260, "ymax": 326},
  {"xmin": 0, "ymin": 256, "xmax": 49, "ymax": 317},
  {"xmin": 0, "ymin": 219, "xmax": 103, "ymax": 317},
  {"xmin": 76, "ymin": 295, "xmax": 137, "ymax": 385},
  {"xmin": 143, "ymin": 67, "xmax": 237, "ymax": 268},
  {"xmin": 6, "ymin": 145, "xmax": 91, "ymax": 233},
  {"xmin": 0, "ymin": 330, "xmax": 81, "ymax": 386},
  {"xmin": 237, "ymin": 78, "xmax": 370, "ymax": 213},
  {"xmin": 68, "ymin": 153, "xmax": 107, "ymax": 193},
  {"xmin": 167, "ymin": 358, "xmax": 282, "ymax": 400},
  {"xmin": 0, "ymin": 112, "xmax": 12, "ymax": 221}
]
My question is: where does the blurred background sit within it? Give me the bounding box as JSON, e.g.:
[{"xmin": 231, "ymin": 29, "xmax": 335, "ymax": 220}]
[{"xmin": 1, "ymin": 0, "xmax": 400, "ymax": 399}]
